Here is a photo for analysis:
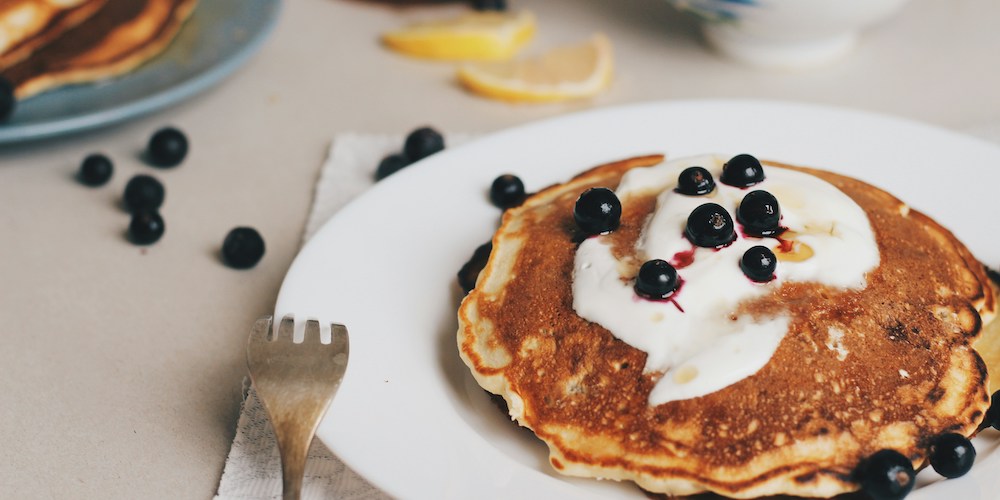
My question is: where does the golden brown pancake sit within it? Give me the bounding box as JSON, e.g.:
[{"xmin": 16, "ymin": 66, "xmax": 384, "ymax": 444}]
[
  {"xmin": 0, "ymin": 0, "xmax": 107, "ymax": 70},
  {"xmin": 458, "ymin": 155, "xmax": 996, "ymax": 498},
  {"xmin": 1, "ymin": 0, "xmax": 197, "ymax": 99}
]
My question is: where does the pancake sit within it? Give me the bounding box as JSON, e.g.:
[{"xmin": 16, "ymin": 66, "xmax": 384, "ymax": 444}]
[
  {"xmin": 457, "ymin": 154, "xmax": 996, "ymax": 498},
  {"xmin": 0, "ymin": 0, "xmax": 107, "ymax": 70},
  {"xmin": 1, "ymin": 0, "xmax": 197, "ymax": 99}
]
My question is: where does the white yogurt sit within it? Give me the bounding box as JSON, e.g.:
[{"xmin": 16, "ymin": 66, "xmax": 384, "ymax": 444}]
[{"xmin": 572, "ymin": 155, "xmax": 879, "ymax": 406}]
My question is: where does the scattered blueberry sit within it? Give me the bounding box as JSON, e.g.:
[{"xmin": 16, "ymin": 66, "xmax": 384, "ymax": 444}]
[
  {"xmin": 856, "ymin": 449, "xmax": 915, "ymax": 500},
  {"xmin": 634, "ymin": 259, "xmax": 680, "ymax": 300},
  {"xmin": 472, "ymin": 0, "xmax": 506, "ymax": 10},
  {"xmin": 675, "ymin": 166, "xmax": 715, "ymax": 196},
  {"xmin": 685, "ymin": 203, "xmax": 736, "ymax": 248},
  {"xmin": 737, "ymin": 190, "xmax": 782, "ymax": 236},
  {"xmin": 574, "ymin": 187, "xmax": 621, "ymax": 235},
  {"xmin": 128, "ymin": 211, "xmax": 165, "ymax": 245},
  {"xmin": 147, "ymin": 127, "xmax": 188, "ymax": 167},
  {"xmin": 490, "ymin": 174, "xmax": 526, "ymax": 209},
  {"xmin": 221, "ymin": 227, "xmax": 266, "ymax": 269},
  {"xmin": 0, "ymin": 77, "xmax": 14, "ymax": 122},
  {"xmin": 458, "ymin": 241, "xmax": 493, "ymax": 294},
  {"xmin": 740, "ymin": 246, "xmax": 777, "ymax": 282},
  {"xmin": 928, "ymin": 433, "xmax": 976, "ymax": 479},
  {"xmin": 78, "ymin": 154, "xmax": 114, "ymax": 187},
  {"xmin": 123, "ymin": 174, "xmax": 165, "ymax": 213},
  {"xmin": 984, "ymin": 390, "xmax": 1000, "ymax": 431},
  {"xmin": 403, "ymin": 127, "xmax": 445, "ymax": 162},
  {"xmin": 721, "ymin": 154, "xmax": 765, "ymax": 188},
  {"xmin": 375, "ymin": 153, "xmax": 410, "ymax": 180}
]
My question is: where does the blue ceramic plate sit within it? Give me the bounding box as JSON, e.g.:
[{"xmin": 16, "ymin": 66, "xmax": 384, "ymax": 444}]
[{"xmin": 0, "ymin": 0, "xmax": 281, "ymax": 144}]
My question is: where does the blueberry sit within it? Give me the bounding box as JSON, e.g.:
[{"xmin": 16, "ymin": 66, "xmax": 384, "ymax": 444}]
[
  {"xmin": 128, "ymin": 211, "xmax": 165, "ymax": 245},
  {"xmin": 123, "ymin": 174, "xmax": 165, "ymax": 213},
  {"xmin": 472, "ymin": 0, "xmax": 506, "ymax": 10},
  {"xmin": 490, "ymin": 174, "xmax": 525, "ymax": 209},
  {"xmin": 78, "ymin": 154, "xmax": 114, "ymax": 187},
  {"xmin": 928, "ymin": 433, "xmax": 976, "ymax": 479},
  {"xmin": 685, "ymin": 203, "xmax": 736, "ymax": 248},
  {"xmin": 740, "ymin": 246, "xmax": 777, "ymax": 282},
  {"xmin": 147, "ymin": 127, "xmax": 188, "ymax": 167},
  {"xmin": 0, "ymin": 77, "xmax": 14, "ymax": 122},
  {"xmin": 458, "ymin": 241, "xmax": 492, "ymax": 294},
  {"xmin": 675, "ymin": 166, "xmax": 715, "ymax": 195},
  {"xmin": 573, "ymin": 187, "xmax": 621, "ymax": 235},
  {"xmin": 375, "ymin": 153, "xmax": 410, "ymax": 180},
  {"xmin": 221, "ymin": 227, "xmax": 266, "ymax": 269},
  {"xmin": 986, "ymin": 266, "xmax": 1000, "ymax": 287},
  {"xmin": 984, "ymin": 390, "xmax": 1000, "ymax": 430},
  {"xmin": 403, "ymin": 127, "xmax": 444, "ymax": 162},
  {"xmin": 737, "ymin": 190, "xmax": 782, "ymax": 236},
  {"xmin": 856, "ymin": 449, "xmax": 915, "ymax": 500},
  {"xmin": 721, "ymin": 154, "xmax": 765, "ymax": 188},
  {"xmin": 634, "ymin": 259, "xmax": 680, "ymax": 299}
]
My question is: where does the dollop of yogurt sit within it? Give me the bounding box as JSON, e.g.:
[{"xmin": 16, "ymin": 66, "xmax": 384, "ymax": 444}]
[{"xmin": 572, "ymin": 155, "xmax": 879, "ymax": 406}]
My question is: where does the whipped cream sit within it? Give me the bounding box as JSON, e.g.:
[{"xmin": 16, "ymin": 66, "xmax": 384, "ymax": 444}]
[{"xmin": 572, "ymin": 155, "xmax": 879, "ymax": 406}]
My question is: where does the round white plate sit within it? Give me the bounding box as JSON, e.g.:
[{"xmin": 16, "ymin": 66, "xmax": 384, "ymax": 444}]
[{"xmin": 276, "ymin": 100, "xmax": 1000, "ymax": 499}]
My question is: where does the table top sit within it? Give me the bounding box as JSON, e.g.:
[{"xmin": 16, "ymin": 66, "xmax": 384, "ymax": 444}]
[{"xmin": 3, "ymin": 0, "xmax": 999, "ymax": 497}]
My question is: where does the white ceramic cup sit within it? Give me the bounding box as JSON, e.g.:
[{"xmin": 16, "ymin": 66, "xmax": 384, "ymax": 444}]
[{"xmin": 665, "ymin": 0, "xmax": 914, "ymax": 69}]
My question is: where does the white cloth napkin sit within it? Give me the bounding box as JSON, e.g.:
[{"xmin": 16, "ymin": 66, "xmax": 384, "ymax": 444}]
[{"xmin": 216, "ymin": 125, "xmax": 1000, "ymax": 499}]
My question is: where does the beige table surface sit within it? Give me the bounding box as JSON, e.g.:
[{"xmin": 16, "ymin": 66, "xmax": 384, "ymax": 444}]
[{"xmin": 2, "ymin": 0, "xmax": 1000, "ymax": 498}]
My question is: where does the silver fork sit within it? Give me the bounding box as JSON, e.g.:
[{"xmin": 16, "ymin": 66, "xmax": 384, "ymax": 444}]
[{"xmin": 246, "ymin": 315, "xmax": 350, "ymax": 500}]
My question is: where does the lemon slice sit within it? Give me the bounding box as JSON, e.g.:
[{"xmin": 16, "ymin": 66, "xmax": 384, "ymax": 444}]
[
  {"xmin": 457, "ymin": 33, "xmax": 613, "ymax": 103},
  {"xmin": 381, "ymin": 10, "xmax": 536, "ymax": 61}
]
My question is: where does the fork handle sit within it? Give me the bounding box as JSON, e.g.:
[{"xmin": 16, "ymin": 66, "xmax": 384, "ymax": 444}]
[{"xmin": 273, "ymin": 418, "xmax": 313, "ymax": 500}]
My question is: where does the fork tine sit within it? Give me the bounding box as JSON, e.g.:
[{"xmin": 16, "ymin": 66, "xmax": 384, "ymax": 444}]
[
  {"xmin": 249, "ymin": 315, "xmax": 274, "ymax": 343},
  {"xmin": 277, "ymin": 315, "xmax": 295, "ymax": 342},
  {"xmin": 303, "ymin": 319, "xmax": 321, "ymax": 344},
  {"xmin": 330, "ymin": 323, "xmax": 349, "ymax": 353}
]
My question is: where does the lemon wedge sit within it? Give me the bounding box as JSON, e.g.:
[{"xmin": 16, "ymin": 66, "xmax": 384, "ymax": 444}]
[
  {"xmin": 457, "ymin": 33, "xmax": 613, "ymax": 103},
  {"xmin": 381, "ymin": 10, "xmax": 536, "ymax": 61}
]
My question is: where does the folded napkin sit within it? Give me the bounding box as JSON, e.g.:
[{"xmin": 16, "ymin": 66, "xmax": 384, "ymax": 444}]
[
  {"xmin": 216, "ymin": 133, "xmax": 469, "ymax": 500},
  {"xmin": 216, "ymin": 125, "xmax": 1000, "ymax": 499}
]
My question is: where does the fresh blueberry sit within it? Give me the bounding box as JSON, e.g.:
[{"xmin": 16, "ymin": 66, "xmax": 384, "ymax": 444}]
[
  {"xmin": 740, "ymin": 246, "xmax": 777, "ymax": 282},
  {"xmin": 375, "ymin": 153, "xmax": 410, "ymax": 180},
  {"xmin": 721, "ymin": 154, "xmax": 765, "ymax": 188},
  {"xmin": 0, "ymin": 77, "xmax": 14, "ymax": 122},
  {"xmin": 634, "ymin": 259, "xmax": 680, "ymax": 300},
  {"xmin": 403, "ymin": 127, "xmax": 444, "ymax": 162},
  {"xmin": 685, "ymin": 203, "xmax": 736, "ymax": 248},
  {"xmin": 458, "ymin": 241, "xmax": 493, "ymax": 294},
  {"xmin": 472, "ymin": 0, "xmax": 506, "ymax": 10},
  {"xmin": 928, "ymin": 433, "xmax": 976, "ymax": 479},
  {"xmin": 221, "ymin": 227, "xmax": 266, "ymax": 269},
  {"xmin": 78, "ymin": 154, "xmax": 114, "ymax": 187},
  {"xmin": 856, "ymin": 449, "xmax": 915, "ymax": 500},
  {"xmin": 123, "ymin": 174, "xmax": 165, "ymax": 213},
  {"xmin": 573, "ymin": 187, "xmax": 621, "ymax": 235},
  {"xmin": 128, "ymin": 211, "xmax": 165, "ymax": 245},
  {"xmin": 490, "ymin": 174, "xmax": 526, "ymax": 209},
  {"xmin": 737, "ymin": 190, "xmax": 782, "ymax": 236},
  {"xmin": 675, "ymin": 166, "xmax": 716, "ymax": 196},
  {"xmin": 147, "ymin": 127, "xmax": 188, "ymax": 167}
]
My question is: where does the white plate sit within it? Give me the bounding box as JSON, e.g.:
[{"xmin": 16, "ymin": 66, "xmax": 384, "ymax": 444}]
[{"xmin": 276, "ymin": 100, "xmax": 1000, "ymax": 499}]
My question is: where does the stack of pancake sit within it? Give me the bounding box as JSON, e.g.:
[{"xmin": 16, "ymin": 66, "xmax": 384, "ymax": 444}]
[
  {"xmin": 0, "ymin": 0, "xmax": 197, "ymax": 100},
  {"xmin": 458, "ymin": 154, "xmax": 999, "ymax": 498}
]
